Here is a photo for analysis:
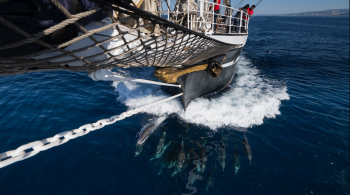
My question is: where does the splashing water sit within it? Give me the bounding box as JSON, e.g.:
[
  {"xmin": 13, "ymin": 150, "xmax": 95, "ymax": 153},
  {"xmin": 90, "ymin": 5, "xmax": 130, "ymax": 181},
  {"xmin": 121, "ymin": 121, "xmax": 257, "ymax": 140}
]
[{"xmin": 112, "ymin": 55, "xmax": 290, "ymax": 130}]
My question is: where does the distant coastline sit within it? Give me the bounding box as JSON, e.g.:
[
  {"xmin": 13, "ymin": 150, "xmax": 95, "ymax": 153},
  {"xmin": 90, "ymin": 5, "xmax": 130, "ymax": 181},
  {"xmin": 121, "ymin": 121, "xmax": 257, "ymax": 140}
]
[{"xmin": 275, "ymin": 9, "xmax": 349, "ymax": 17}]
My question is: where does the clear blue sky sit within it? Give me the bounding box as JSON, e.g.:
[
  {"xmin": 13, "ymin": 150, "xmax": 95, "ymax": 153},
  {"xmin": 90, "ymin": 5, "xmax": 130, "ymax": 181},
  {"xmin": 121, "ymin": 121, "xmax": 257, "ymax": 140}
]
[
  {"xmin": 231, "ymin": 0, "xmax": 349, "ymax": 15},
  {"xmin": 162, "ymin": 0, "xmax": 348, "ymax": 15}
]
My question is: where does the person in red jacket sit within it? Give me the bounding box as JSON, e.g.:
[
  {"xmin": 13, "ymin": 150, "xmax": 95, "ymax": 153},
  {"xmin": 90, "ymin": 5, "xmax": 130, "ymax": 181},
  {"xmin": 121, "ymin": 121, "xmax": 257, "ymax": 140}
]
[
  {"xmin": 213, "ymin": 0, "xmax": 221, "ymax": 32},
  {"xmin": 247, "ymin": 5, "xmax": 256, "ymax": 17}
]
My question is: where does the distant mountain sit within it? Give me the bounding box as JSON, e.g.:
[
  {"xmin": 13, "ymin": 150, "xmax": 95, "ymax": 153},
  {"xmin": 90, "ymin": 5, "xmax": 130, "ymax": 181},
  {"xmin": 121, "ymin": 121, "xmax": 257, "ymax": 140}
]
[{"xmin": 277, "ymin": 9, "xmax": 349, "ymax": 17}]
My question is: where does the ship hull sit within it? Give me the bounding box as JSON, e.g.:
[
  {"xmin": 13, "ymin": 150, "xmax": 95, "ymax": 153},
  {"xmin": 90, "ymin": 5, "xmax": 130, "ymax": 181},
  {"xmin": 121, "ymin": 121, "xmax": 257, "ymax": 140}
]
[{"xmin": 176, "ymin": 47, "xmax": 243, "ymax": 110}]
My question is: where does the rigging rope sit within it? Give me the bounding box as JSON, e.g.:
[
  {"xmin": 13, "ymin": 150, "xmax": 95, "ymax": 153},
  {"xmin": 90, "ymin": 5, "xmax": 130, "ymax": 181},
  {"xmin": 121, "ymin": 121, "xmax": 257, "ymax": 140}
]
[
  {"xmin": 255, "ymin": 0, "xmax": 263, "ymax": 7},
  {"xmin": 236, "ymin": 0, "xmax": 244, "ymax": 8},
  {"xmin": 0, "ymin": 0, "xmax": 238, "ymax": 77},
  {"xmin": 0, "ymin": 93, "xmax": 183, "ymax": 169},
  {"xmin": 251, "ymin": 0, "xmax": 272, "ymax": 18},
  {"xmin": 234, "ymin": 0, "xmax": 238, "ymax": 8}
]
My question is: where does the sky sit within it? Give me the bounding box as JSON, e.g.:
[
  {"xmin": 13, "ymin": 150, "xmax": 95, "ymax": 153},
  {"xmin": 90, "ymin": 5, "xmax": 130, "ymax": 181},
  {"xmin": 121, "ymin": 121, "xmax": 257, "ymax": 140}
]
[
  {"xmin": 162, "ymin": 0, "xmax": 349, "ymax": 16},
  {"xmin": 231, "ymin": 0, "xmax": 350, "ymax": 15}
]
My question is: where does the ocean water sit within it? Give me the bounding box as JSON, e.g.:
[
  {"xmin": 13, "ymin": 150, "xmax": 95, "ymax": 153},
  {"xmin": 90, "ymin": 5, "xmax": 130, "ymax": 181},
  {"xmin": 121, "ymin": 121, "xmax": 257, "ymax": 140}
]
[{"xmin": 0, "ymin": 17, "xmax": 349, "ymax": 195}]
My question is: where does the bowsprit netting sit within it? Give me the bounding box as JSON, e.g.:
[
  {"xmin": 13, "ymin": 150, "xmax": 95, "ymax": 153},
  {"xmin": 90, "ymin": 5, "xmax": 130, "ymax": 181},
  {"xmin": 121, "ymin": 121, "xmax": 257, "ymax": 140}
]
[{"xmin": 0, "ymin": 0, "xmax": 238, "ymax": 77}]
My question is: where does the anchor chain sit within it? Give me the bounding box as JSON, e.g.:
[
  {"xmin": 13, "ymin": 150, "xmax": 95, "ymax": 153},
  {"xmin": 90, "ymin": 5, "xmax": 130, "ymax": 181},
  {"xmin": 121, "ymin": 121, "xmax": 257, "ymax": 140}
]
[{"xmin": 0, "ymin": 93, "xmax": 183, "ymax": 168}]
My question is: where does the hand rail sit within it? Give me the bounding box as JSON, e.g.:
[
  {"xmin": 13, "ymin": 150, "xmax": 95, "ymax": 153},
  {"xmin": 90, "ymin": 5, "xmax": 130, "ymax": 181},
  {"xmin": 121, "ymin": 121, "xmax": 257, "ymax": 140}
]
[{"xmin": 163, "ymin": 0, "xmax": 249, "ymax": 35}]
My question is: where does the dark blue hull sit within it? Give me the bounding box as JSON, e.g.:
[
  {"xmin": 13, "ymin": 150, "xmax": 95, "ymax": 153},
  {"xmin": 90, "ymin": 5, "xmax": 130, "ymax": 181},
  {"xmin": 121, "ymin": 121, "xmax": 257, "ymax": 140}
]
[{"xmin": 175, "ymin": 47, "xmax": 242, "ymax": 110}]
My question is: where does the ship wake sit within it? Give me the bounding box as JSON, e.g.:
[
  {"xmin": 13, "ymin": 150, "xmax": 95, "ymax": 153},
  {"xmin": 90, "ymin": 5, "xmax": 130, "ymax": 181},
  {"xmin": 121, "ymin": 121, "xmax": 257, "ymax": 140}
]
[{"xmin": 112, "ymin": 55, "xmax": 290, "ymax": 130}]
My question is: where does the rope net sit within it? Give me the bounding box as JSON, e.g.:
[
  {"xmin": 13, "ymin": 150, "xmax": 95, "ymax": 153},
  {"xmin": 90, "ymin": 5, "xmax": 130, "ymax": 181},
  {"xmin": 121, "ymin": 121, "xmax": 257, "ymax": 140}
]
[{"xmin": 0, "ymin": 0, "xmax": 238, "ymax": 76}]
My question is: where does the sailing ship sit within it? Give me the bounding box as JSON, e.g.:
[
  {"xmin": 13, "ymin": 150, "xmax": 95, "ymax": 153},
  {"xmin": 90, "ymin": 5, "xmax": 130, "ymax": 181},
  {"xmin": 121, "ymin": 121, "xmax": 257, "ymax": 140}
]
[{"xmin": 0, "ymin": 0, "xmax": 250, "ymax": 110}]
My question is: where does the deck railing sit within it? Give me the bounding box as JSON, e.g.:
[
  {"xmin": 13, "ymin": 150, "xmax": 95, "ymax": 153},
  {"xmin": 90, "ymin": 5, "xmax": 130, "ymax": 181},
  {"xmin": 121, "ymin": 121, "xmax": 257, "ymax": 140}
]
[{"xmin": 159, "ymin": 0, "xmax": 250, "ymax": 35}]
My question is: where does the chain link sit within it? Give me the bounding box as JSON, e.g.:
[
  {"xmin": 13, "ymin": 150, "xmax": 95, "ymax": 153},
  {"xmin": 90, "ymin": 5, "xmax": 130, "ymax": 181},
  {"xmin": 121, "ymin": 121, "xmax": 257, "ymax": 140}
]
[{"xmin": 0, "ymin": 93, "xmax": 183, "ymax": 168}]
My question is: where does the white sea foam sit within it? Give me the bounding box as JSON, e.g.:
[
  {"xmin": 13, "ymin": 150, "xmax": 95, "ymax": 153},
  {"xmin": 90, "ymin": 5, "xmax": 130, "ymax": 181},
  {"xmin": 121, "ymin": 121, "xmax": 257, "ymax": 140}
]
[{"xmin": 112, "ymin": 56, "xmax": 290, "ymax": 130}]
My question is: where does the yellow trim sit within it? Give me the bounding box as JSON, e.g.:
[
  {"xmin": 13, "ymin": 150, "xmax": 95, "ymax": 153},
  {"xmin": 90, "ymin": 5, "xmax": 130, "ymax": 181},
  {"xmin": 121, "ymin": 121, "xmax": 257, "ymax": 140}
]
[{"xmin": 154, "ymin": 64, "xmax": 208, "ymax": 83}]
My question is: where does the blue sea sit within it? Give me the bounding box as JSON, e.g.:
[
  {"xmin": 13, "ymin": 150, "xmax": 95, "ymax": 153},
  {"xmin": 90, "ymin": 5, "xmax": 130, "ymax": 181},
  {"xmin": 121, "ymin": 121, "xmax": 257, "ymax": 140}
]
[{"xmin": 0, "ymin": 17, "xmax": 349, "ymax": 195}]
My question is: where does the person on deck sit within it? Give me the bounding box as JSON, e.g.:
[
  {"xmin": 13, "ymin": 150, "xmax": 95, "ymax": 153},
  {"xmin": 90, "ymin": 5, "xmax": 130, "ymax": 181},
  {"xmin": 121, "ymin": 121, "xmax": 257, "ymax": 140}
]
[
  {"xmin": 234, "ymin": 4, "xmax": 249, "ymax": 33},
  {"xmin": 247, "ymin": 5, "xmax": 256, "ymax": 17},
  {"xmin": 233, "ymin": 7, "xmax": 242, "ymax": 33},
  {"xmin": 213, "ymin": 0, "xmax": 221, "ymax": 32},
  {"xmin": 241, "ymin": 4, "xmax": 250, "ymax": 19},
  {"xmin": 241, "ymin": 4, "xmax": 249, "ymax": 33},
  {"xmin": 225, "ymin": 5, "xmax": 233, "ymax": 33}
]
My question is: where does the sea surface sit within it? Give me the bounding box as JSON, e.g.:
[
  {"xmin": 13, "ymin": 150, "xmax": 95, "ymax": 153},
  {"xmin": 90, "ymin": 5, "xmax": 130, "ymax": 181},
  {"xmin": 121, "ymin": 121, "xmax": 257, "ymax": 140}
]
[{"xmin": 0, "ymin": 17, "xmax": 349, "ymax": 195}]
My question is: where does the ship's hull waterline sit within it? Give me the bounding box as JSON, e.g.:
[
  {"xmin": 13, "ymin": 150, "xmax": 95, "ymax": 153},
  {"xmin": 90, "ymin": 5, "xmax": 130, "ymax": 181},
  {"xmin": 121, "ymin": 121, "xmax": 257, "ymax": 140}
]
[{"xmin": 169, "ymin": 47, "xmax": 243, "ymax": 110}]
